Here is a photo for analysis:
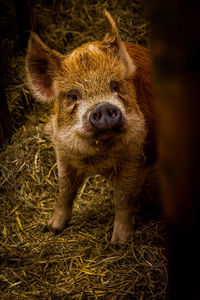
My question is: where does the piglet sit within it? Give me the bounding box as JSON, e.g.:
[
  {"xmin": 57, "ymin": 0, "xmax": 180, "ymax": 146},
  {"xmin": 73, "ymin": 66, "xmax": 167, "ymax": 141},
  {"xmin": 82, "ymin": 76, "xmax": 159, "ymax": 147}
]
[{"xmin": 26, "ymin": 11, "xmax": 156, "ymax": 243}]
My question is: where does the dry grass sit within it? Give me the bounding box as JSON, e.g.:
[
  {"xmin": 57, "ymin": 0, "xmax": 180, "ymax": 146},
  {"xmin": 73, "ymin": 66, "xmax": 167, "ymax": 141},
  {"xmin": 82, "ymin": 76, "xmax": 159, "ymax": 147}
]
[{"xmin": 0, "ymin": 1, "xmax": 168, "ymax": 299}]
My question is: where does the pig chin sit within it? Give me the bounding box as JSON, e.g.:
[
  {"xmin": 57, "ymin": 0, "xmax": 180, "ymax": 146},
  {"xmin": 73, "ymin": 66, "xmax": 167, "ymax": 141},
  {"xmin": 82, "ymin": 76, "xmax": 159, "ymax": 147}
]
[{"xmin": 78, "ymin": 123, "xmax": 126, "ymax": 149}]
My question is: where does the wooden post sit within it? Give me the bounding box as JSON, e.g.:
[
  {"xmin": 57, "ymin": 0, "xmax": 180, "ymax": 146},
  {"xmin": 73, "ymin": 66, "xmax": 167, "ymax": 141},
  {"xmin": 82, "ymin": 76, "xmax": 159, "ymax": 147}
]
[
  {"xmin": 0, "ymin": 1, "xmax": 13, "ymax": 148},
  {"xmin": 14, "ymin": 0, "xmax": 37, "ymax": 48},
  {"xmin": 149, "ymin": 1, "xmax": 200, "ymax": 299},
  {"xmin": 0, "ymin": 0, "xmax": 37, "ymax": 147},
  {"xmin": 0, "ymin": 66, "xmax": 13, "ymax": 148}
]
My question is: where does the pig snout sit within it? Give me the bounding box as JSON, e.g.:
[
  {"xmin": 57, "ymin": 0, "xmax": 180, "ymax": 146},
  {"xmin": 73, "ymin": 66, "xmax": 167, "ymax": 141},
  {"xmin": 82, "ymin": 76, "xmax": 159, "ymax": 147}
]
[{"xmin": 89, "ymin": 103, "xmax": 122, "ymax": 131}]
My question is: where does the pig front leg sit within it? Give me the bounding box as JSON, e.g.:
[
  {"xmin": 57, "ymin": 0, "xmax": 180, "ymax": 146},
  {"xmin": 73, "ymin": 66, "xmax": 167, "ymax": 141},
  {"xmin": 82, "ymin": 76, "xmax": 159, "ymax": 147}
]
[
  {"xmin": 111, "ymin": 168, "xmax": 146, "ymax": 244},
  {"xmin": 111, "ymin": 195, "xmax": 136, "ymax": 244},
  {"xmin": 46, "ymin": 151, "xmax": 83, "ymax": 234}
]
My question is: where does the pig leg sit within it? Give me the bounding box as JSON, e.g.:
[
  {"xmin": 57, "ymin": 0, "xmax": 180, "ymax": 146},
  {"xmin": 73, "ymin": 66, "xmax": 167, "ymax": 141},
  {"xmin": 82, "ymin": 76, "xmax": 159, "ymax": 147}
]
[
  {"xmin": 111, "ymin": 168, "xmax": 146, "ymax": 243},
  {"xmin": 111, "ymin": 196, "xmax": 136, "ymax": 244},
  {"xmin": 46, "ymin": 151, "xmax": 83, "ymax": 234}
]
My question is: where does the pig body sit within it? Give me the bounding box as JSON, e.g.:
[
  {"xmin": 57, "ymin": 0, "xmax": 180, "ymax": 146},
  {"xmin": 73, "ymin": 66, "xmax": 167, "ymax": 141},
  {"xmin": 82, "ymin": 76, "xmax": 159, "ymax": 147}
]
[{"xmin": 26, "ymin": 11, "xmax": 156, "ymax": 243}]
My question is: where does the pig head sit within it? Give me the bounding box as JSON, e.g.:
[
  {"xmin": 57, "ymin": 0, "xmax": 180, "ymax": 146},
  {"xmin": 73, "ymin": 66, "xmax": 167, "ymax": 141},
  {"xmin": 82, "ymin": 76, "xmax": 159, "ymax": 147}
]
[{"xmin": 26, "ymin": 11, "xmax": 156, "ymax": 243}]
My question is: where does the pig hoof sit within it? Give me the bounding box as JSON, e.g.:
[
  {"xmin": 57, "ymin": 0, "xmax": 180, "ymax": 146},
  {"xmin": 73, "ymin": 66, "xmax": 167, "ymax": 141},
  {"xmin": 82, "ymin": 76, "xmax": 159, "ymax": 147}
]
[
  {"xmin": 43, "ymin": 225, "xmax": 63, "ymax": 235},
  {"xmin": 111, "ymin": 221, "xmax": 134, "ymax": 244},
  {"xmin": 45, "ymin": 210, "xmax": 71, "ymax": 235}
]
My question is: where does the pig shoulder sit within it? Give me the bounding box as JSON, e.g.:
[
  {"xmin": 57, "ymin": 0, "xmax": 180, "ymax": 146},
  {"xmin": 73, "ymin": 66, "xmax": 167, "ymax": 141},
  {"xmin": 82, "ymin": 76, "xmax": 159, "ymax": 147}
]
[{"xmin": 124, "ymin": 42, "xmax": 157, "ymax": 168}]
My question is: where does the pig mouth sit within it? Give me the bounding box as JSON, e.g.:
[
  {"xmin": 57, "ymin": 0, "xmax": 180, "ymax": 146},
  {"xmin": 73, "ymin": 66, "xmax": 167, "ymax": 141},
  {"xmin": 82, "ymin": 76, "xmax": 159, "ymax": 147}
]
[
  {"xmin": 78, "ymin": 124, "xmax": 126, "ymax": 146},
  {"xmin": 93, "ymin": 126, "xmax": 125, "ymax": 141}
]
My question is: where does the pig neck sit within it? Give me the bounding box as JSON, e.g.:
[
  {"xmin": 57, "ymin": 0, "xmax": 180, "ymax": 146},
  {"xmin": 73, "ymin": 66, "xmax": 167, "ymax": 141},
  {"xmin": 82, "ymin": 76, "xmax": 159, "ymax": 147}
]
[{"xmin": 64, "ymin": 143, "xmax": 144, "ymax": 178}]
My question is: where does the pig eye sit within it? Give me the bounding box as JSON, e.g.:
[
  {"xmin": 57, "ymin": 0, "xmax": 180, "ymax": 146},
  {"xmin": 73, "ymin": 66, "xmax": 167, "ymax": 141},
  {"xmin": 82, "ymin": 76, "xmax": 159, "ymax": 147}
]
[
  {"xmin": 67, "ymin": 89, "xmax": 81, "ymax": 102},
  {"xmin": 110, "ymin": 80, "xmax": 119, "ymax": 93}
]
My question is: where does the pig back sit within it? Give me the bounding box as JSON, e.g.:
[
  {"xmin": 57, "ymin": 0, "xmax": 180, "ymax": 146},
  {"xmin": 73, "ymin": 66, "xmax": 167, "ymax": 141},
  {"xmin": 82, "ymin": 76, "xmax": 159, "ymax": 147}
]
[{"xmin": 125, "ymin": 42, "xmax": 156, "ymax": 168}]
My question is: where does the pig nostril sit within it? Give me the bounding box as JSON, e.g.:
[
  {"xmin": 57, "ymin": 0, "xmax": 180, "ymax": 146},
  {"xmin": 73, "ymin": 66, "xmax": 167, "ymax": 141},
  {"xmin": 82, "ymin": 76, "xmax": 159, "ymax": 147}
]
[
  {"xmin": 94, "ymin": 112, "xmax": 102, "ymax": 121},
  {"xmin": 108, "ymin": 109, "xmax": 117, "ymax": 118}
]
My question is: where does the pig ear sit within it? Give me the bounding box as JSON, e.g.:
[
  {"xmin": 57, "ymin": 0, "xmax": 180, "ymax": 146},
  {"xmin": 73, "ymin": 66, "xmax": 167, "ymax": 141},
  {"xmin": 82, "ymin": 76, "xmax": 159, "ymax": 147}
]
[
  {"xmin": 102, "ymin": 10, "xmax": 136, "ymax": 78},
  {"xmin": 25, "ymin": 32, "xmax": 62, "ymax": 102}
]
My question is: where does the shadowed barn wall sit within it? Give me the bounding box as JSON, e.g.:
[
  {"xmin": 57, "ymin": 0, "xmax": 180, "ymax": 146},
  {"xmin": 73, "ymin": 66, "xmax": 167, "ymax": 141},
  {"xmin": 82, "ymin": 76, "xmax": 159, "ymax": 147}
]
[{"xmin": 147, "ymin": 0, "xmax": 200, "ymax": 299}]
